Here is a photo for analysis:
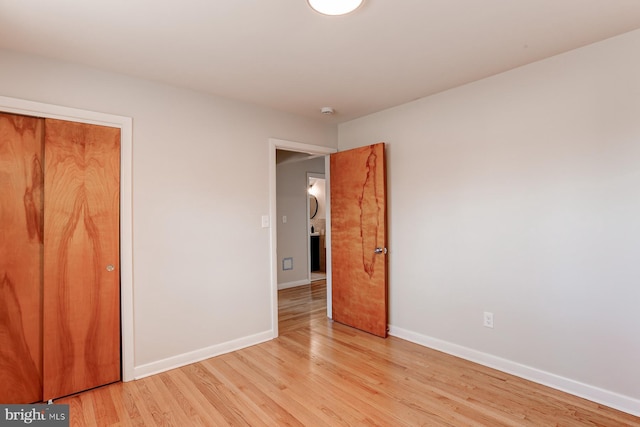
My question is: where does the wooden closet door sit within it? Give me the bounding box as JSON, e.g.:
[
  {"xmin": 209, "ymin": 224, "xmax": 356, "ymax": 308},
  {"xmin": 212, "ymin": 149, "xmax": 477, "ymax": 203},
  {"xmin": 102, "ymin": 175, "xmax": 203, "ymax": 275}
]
[
  {"xmin": 43, "ymin": 119, "xmax": 121, "ymax": 400},
  {"xmin": 0, "ymin": 113, "xmax": 44, "ymax": 403}
]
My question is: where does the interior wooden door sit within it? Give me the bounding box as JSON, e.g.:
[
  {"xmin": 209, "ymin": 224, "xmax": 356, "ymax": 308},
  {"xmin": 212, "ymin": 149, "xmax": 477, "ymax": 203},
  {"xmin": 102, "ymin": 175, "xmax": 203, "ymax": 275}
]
[
  {"xmin": 42, "ymin": 119, "xmax": 121, "ymax": 400},
  {"xmin": 330, "ymin": 143, "xmax": 388, "ymax": 337},
  {"xmin": 0, "ymin": 113, "xmax": 44, "ymax": 403}
]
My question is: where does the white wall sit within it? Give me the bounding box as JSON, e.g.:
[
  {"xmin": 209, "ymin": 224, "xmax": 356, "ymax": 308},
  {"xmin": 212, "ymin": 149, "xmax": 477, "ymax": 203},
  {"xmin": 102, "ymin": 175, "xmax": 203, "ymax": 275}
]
[
  {"xmin": 276, "ymin": 156, "xmax": 325, "ymax": 287},
  {"xmin": 310, "ymin": 178, "xmax": 327, "ymax": 226},
  {"xmin": 338, "ymin": 30, "xmax": 640, "ymax": 413},
  {"xmin": 0, "ymin": 50, "xmax": 337, "ymax": 373}
]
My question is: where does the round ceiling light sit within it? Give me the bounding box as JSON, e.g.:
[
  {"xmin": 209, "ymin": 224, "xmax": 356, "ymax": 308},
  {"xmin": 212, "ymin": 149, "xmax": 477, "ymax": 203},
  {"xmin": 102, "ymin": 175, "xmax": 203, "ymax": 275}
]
[{"xmin": 308, "ymin": 0, "xmax": 364, "ymax": 16}]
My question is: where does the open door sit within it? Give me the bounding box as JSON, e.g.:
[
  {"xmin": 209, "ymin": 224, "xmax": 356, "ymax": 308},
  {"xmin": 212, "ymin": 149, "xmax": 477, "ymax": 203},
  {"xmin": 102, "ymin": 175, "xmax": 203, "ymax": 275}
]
[{"xmin": 330, "ymin": 143, "xmax": 388, "ymax": 337}]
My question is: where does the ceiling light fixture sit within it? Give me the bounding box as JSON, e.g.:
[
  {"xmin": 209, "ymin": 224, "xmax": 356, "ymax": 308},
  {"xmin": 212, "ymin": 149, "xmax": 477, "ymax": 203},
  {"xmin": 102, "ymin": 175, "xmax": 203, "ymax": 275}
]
[{"xmin": 307, "ymin": 0, "xmax": 364, "ymax": 16}]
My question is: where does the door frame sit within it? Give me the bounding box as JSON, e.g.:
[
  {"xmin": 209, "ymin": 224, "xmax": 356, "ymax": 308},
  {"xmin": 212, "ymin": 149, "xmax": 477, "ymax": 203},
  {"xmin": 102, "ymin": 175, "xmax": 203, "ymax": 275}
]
[
  {"xmin": 0, "ymin": 95, "xmax": 134, "ymax": 382},
  {"xmin": 268, "ymin": 138, "xmax": 336, "ymax": 337}
]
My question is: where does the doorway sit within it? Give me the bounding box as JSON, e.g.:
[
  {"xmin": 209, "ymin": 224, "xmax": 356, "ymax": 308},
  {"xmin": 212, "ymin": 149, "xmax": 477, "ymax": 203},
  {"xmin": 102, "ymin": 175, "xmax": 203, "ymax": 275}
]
[
  {"xmin": 308, "ymin": 173, "xmax": 326, "ymax": 283},
  {"xmin": 268, "ymin": 138, "xmax": 336, "ymax": 337}
]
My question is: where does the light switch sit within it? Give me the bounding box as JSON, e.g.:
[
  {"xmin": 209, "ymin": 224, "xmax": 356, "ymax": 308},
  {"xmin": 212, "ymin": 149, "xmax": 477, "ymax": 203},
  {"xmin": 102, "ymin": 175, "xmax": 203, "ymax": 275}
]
[
  {"xmin": 282, "ymin": 216, "xmax": 287, "ymax": 223},
  {"xmin": 261, "ymin": 215, "xmax": 269, "ymax": 228}
]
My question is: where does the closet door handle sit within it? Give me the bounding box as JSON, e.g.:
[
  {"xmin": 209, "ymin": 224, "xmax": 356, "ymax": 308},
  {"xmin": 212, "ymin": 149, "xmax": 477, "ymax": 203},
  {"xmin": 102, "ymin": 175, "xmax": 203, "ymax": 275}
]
[
  {"xmin": 374, "ymin": 247, "xmax": 387, "ymax": 255},
  {"xmin": 106, "ymin": 264, "xmax": 115, "ymax": 272}
]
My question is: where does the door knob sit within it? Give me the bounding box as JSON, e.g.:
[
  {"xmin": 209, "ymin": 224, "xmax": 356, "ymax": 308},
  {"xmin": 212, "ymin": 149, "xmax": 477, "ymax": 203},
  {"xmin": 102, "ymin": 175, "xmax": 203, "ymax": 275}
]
[
  {"xmin": 106, "ymin": 264, "xmax": 115, "ymax": 272},
  {"xmin": 374, "ymin": 247, "xmax": 387, "ymax": 254}
]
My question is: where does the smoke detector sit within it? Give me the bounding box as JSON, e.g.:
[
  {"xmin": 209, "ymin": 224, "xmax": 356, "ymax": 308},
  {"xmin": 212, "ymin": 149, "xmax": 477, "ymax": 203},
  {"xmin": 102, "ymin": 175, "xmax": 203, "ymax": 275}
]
[{"xmin": 321, "ymin": 107, "xmax": 335, "ymax": 115}]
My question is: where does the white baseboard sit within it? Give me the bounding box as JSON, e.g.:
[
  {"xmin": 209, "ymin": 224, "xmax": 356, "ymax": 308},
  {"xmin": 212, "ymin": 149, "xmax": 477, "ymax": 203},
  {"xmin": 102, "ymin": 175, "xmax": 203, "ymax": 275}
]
[
  {"xmin": 388, "ymin": 325, "xmax": 640, "ymax": 417},
  {"xmin": 278, "ymin": 279, "xmax": 310, "ymax": 290},
  {"xmin": 133, "ymin": 330, "xmax": 274, "ymax": 380}
]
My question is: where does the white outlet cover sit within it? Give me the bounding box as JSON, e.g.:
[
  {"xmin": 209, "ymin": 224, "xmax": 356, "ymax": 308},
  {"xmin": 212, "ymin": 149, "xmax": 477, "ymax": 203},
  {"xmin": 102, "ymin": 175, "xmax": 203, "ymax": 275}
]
[{"xmin": 483, "ymin": 312, "xmax": 494, "ymax": 328}]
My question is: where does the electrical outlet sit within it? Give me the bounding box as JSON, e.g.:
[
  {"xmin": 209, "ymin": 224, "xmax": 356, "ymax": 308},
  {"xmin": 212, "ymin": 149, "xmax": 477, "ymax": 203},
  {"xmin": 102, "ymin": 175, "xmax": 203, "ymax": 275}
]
[{"xmin": 483, "ymin": 312, "xmax": 494, "ymax": 328}]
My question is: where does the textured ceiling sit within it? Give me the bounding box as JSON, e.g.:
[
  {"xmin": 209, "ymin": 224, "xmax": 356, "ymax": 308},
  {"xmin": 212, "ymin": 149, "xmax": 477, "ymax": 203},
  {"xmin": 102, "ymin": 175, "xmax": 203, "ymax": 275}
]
[{"xmin": 2, "ymin": 1, "xmax": 640, "ymax": 123}]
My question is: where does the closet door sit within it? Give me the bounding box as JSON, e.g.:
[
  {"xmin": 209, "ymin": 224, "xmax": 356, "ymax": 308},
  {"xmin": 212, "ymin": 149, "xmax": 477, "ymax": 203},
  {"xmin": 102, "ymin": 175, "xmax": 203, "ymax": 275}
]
[
  {"xmin": 0, "ymin": 113, "xmax": 44, "ymax": 403},
  {"xmin": 42, "ymin": 119, "xmax": 121, "ymax": 400}
]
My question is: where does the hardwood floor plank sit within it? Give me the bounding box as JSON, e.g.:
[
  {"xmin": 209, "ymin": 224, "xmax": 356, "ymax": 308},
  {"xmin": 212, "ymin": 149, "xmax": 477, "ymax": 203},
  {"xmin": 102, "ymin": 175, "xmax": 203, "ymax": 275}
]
[
  {"xmin": 104, "ymin": 384, "xmax": 134, "ymax": 427},
  {"xmin": 132, "ymin": 379, "xmax": 172, "ymax": 426},
  {"xmin": 222, "ymin": 351, "xmax": 335, "ymax": 426},
  {"xmin": 146, "ymin": 374, "xmax": 195, "ymax": 427},
  {"xmin": 113, "ymin": 382, "xmax": 143, "ymax": 426},
  {"xmin": 182, "ymin": 362, "xmax": 260, "ymax": 426},
  {"xmin": 221, "ymin": 344, "xmax": 361, "ymax": 426},
  {"xmin": 169, "ymin": 369, "xmax": 232, "ymax": 426},
  {"xmin": 156, "ymin": 372, "xmax": 201, "ymax": 423},
  {"xmin": 202, "ymin": 357, "xmax": 305, "ymax": 426},
  {"xmin": 91, "ymin": 385, "xmax": 120, "ymax": 426},
  {"xmin": 278, "ymin": 328, "xmax": 489, "ymax": 426},
  {"xmin": 65, "ymin": 395, "xmax": 89, "ymax": 427},
  {"xmin": 55, "ymin": 280, "xmax": 640, "ymax": 426}
]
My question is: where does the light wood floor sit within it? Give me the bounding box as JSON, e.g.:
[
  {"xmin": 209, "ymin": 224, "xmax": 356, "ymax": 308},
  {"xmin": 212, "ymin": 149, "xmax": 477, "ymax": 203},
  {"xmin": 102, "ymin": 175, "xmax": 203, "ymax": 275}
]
[{"xmin": 57, "ymin": 280, "xmax": 639, "ymax": 426}]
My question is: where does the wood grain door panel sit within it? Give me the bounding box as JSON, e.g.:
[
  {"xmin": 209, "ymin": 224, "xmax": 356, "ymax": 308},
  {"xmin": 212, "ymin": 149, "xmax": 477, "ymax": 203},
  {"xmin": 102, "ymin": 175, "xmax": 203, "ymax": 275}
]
[
  {"xmin": 42, "ymin": 119, "xmax": 121, "ymax": 400},
  {"xmin": 0, "ymin": 113, "xmax": 44, "ymax": 403},
  {"xmin": 330, "ymin": 143, "xmax": 388, "ymax": 337}
]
